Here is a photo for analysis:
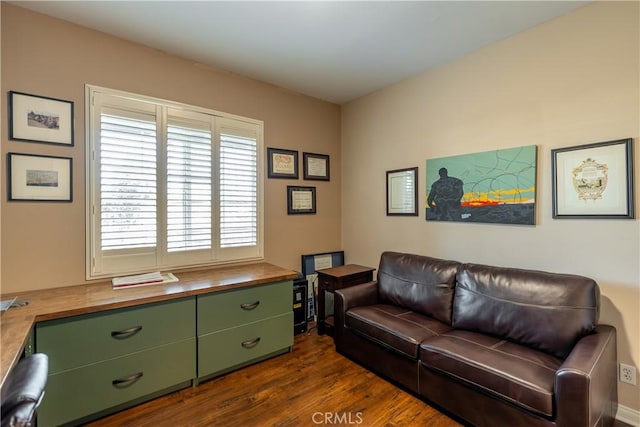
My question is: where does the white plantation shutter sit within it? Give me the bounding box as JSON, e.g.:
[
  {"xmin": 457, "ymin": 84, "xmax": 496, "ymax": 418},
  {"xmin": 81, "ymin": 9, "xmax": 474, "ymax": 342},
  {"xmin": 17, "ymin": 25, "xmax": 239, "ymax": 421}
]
[
  {"xmin": 220, "ymin": 130, "xmax": 257, "ymax": 248},
  {"xmin": 167, "ymin": 119, "xmax": 212, "ymax": 252},
  {"xmin": 88, "ymin": 86, "xmax": 263, "ymax": 279},
  {"xmin": 100, "ymin": 112, "xmax": 157, "ymax": 251}
]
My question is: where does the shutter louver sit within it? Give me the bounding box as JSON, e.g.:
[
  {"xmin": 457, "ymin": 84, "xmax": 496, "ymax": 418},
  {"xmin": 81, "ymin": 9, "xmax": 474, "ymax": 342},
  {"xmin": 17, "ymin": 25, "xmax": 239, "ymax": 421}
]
[
  {"xmin": 220, "ymin": 132, "xmax": 257, "ymax": 248},
  {"xmin": 100, "ymin": 114, "xmax": 157, "ymax": 250},
  {"xmin": 167, "ymin": 124, "xmax": 212, "ymax": 252}
]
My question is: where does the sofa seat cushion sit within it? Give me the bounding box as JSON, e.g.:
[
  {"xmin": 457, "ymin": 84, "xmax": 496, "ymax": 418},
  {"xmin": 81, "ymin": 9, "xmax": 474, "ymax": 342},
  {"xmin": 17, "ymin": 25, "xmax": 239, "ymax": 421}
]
[
  {"xmin": 346, "ymin": 304, "xmax": 451, "ymax": 359},
  {"xmin": 420, "ymin": 330, "xmax": 562, "ymax": 417}
]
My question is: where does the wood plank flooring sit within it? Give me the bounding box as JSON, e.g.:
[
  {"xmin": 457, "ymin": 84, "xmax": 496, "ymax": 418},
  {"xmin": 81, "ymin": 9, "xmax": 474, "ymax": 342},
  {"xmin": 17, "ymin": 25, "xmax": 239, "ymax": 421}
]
[{"xmin": 88, "ymin": 329, "xmax": 460, "ymax": 427}]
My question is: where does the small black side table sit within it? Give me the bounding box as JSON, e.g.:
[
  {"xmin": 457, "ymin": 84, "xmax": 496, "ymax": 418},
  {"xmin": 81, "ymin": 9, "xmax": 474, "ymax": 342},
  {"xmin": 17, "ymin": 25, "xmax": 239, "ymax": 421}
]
[{"xmin": 316, "ymin": 264, "xmax": 375, "ymax": 336}]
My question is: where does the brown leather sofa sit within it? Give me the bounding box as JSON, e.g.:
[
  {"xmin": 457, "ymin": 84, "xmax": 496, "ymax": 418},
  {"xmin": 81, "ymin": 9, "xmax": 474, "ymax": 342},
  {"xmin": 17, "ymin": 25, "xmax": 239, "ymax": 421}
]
[{"xmin": 334, "ymin": 251, "xmax": 617, "ymax": 427}]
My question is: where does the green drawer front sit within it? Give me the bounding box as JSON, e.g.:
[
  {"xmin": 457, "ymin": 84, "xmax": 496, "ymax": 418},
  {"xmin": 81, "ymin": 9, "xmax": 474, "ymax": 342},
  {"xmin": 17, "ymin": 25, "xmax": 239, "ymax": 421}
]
[
  {"xmin": 38, "ymin": 338, "xmax": 196, "ymax": 427},
  {"xmin": 197, "ymin": 281, "xmax": 292, "ymax": 334},
  {"xmin": 198, "ymin": 312, "xmax": 293, "ymax": 378},
  {"xmin": 36, "ymin": 297, "xmax": 195, "ymax": 373}
]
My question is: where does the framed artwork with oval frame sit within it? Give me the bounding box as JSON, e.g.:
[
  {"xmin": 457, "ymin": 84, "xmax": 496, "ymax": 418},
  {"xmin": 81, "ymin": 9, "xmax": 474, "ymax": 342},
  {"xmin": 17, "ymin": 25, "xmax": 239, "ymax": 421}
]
[{"xmin": 551, "ymin": 138, "xmax": 634, "ymax": 219}]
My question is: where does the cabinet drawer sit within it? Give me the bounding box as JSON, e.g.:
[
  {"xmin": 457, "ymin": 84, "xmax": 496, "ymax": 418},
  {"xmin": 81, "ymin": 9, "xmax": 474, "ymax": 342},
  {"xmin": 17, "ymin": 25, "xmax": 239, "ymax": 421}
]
[
  {"xmin": 198, "ymin": 312, "xmax": 293, "ymax": 378},
  {"xmin": 38, "ymin": 338, "xmax": 195, "ymax": 427},
  {"xmin": 197, "ymin": 281, "xmax": 291, "ymax": 334},
  {"xmin": 37, "ymin": 297, "xmax": 195, "ymax": 373}
]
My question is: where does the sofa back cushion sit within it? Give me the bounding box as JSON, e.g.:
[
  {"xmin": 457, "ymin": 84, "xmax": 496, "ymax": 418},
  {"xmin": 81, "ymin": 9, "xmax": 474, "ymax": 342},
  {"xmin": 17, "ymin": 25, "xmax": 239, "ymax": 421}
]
[
  {"xmin": 377, "ymin": 252, "xmax": 460, "ymax": 324},
  {"xmin": 453, "ymin": 263, "xmax": 600, "ymax": 359}
]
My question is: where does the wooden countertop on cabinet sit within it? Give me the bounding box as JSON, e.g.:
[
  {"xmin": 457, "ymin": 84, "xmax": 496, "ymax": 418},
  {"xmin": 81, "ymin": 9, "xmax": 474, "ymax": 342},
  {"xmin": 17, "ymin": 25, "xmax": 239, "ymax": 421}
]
[{"xmin": 0, "ymin": 263, "xmax": 298, "ymax": 388}]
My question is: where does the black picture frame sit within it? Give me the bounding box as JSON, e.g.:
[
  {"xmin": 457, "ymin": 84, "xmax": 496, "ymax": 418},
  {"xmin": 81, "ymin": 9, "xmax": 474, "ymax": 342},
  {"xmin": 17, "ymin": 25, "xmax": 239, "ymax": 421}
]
[
  {"xmin": 7, "ymin": 152, "xmax": 73, "ymax": 202},
  {"xmin": 300, "ymin": 251, "xmax": 345, "ymax": 278},
  {"xmin": 287, "ymin": 185, "xmax": 316, "ymax": 214},
  {"xmin": 267, "ymin": 147, "xmax": 298, "ymax": 179},
  {"xmin": 552, "ymin": 138, "xmax": 634, "ymax": 219},
  {"xmin": 8, "ymin": 91, "xmax": 74, "ymax": 146},
  {"xmin": 303, "ymin": 152, "xmax": 330, "ymax": 181},
  {"xmin": 386, "ymin": 167, "xmax": 418, "ymax": 216}
]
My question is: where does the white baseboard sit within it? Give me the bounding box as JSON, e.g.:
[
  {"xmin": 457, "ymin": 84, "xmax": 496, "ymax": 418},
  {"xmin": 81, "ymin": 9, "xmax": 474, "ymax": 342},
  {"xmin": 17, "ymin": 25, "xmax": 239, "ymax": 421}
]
[{"xmin": 618, "ymin": 404, "xmax": 640, "ymax": 427}]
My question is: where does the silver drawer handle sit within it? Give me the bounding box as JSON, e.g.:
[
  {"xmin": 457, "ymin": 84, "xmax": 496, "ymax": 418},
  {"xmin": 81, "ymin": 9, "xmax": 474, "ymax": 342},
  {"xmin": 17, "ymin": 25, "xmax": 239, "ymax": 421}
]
[
  {"xmin": 112, "ymin": 372, "xmax": 143, "ymax": 387},
  {"xmin": 241, "ymin": 337, "xmax": 261, "ymax": 349},
  {"xmin": 240, "ymin": 301, "xmax": 260, "ymax": 310},
  {"xmin": 111, "ymin": 326, "xmax": 143, "ymax": 339}
]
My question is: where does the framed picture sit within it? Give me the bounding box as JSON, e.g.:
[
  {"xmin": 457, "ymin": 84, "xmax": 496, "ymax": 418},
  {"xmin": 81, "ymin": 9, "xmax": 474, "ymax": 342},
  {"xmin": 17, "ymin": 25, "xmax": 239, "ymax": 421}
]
[
  {"xmin": 267, "ymin": 147, "xmax": 298, "ymax": 179},
  {"xmin": 386, "ymin": 167, "xmax": 418, "ymax": 216},
  {"xmin": 287, "ymin": 185, "xmax": 316, "ymax": 214},
  {"xmin": 301, "ymin": 250, "xmax": 345, "ymax": 320},
  {"xmin": 7, "ymin": 153, "xmax": 73, "ymax": 202},
  {"xmin": 552, "ymin": 138, "xmax": 634, "ymax": 219},
  {"xmin": 426, "ymin": 145, "xmax": 537, "ymax": 225},
  {"xmin": 303, "ymin": 152, "xmax": 330, "ymax": 181},
  {"xmin": 9, "ymin": 91, "xmax": 74, "ymax": 146}
]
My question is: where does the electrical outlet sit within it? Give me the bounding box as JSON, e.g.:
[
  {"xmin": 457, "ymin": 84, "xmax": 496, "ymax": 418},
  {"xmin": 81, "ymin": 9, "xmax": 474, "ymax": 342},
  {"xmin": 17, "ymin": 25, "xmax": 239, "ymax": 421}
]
[{"xmin": 620, "ymin": 363, "xmax": 637, "ymax": 385}]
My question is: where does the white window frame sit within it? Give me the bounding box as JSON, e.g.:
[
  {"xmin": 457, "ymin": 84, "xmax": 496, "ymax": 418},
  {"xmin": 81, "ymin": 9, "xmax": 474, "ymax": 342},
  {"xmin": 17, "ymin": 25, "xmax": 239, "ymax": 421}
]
[{"xmin": 86, "ymin": 85, "xmax": 264, "ymax": 280}]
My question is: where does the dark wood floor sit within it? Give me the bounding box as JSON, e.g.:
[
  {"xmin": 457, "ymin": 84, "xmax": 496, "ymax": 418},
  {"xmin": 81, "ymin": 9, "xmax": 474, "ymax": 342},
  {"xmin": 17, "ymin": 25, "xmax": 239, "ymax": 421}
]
[{"xmin": 88, "ymin": 328, "xmax": 460, "ymax": 427}]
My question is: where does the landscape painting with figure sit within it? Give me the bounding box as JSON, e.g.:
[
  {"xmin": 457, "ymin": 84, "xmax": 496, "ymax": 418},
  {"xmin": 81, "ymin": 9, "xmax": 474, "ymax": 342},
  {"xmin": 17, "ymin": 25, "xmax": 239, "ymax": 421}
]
[{"xmin": 426, "ymin": 145, "xmax": 537, "ymax": 225}]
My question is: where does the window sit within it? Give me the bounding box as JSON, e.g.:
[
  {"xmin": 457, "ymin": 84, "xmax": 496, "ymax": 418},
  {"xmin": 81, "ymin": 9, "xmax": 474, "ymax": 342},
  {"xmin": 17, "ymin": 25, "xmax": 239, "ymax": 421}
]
[{"xmin": 87, "ymin": 86, "xmax": 263, "ymax": 279}]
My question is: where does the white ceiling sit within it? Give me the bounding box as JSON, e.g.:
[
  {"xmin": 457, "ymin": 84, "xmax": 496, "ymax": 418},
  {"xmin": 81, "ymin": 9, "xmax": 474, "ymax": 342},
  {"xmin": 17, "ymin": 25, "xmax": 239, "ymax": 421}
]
[{"xmin": 11, "ymin": 1, "xmax": 590, "ymax": 104}]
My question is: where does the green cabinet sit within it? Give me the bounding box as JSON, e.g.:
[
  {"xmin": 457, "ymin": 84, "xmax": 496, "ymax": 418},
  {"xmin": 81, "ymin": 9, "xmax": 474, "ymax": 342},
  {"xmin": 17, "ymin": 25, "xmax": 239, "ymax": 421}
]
[
  {"xmin": 39, "ymin": 339, "xmax": 195, "ymax": 427},
  {"xmin": 37, "ymin": 298, "xmax": 195, "ymax": 373},
  {"xmin": 198, "ymin": 280, "xmax": 291, "ymax": 333},
  {"xmin": 36, "ymin": 297, "xmax": 196, "ymax": 427},
  {"xmin": 34, "ymin": 280, "xmax": 293, "ymax": 426},
  {"xmin": 198, "ymin": 313, "xmax": 293, "ymax": 376},
  {"xmin": 197, "ymin": 280, "xmax": 293, "ymax": 379}
]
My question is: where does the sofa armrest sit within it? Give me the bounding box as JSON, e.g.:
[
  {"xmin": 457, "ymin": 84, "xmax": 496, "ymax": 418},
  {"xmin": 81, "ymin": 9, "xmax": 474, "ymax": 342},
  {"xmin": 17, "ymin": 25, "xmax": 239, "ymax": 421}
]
[
  {"xmin": 554, "ymin": 325, "xmax": 617, "ymax": 427},
  {"xmin": 333, "ymin": 281, "xmax": 379, "ymax": 343},
  {"xmin": 335, "ymin": 281, "xmax": 379, "ymax": 315}
]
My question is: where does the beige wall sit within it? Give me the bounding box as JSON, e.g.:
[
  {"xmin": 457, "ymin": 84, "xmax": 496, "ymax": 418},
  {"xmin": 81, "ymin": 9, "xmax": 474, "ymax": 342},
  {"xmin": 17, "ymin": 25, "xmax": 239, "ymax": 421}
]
[
  {"xmin": 0, "ymin": 4, "xmax": 342, "ymax": 292},
  {"xmin": 342, "ymin": 1, "xmax": 640, "ymax": 412}
]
